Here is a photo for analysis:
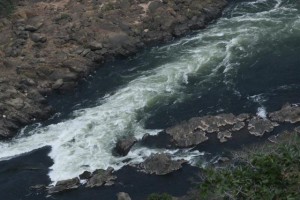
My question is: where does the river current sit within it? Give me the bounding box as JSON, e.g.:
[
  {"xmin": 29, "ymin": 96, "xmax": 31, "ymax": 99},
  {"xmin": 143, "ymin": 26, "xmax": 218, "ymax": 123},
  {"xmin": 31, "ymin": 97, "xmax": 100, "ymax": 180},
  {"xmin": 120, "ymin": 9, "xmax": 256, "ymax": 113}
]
[{"xmin": 1, "ymin": 0, "xmax": 300, "ymax": 198}]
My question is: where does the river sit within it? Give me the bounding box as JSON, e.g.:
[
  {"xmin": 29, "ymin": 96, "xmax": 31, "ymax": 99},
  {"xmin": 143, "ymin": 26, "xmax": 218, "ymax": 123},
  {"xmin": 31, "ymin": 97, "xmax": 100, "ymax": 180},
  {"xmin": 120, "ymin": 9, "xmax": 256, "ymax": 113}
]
[{"xmin": 1, "ymin": 0, "xmax": 300, "ymax": 199}]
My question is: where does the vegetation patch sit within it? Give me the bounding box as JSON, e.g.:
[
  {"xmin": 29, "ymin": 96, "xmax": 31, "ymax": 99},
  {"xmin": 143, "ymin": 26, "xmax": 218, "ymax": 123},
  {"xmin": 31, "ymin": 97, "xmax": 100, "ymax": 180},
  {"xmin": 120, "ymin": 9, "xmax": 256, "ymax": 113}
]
[{"xmin": 200, "ymin": 131, "xmax": 300, "ymax": 200}]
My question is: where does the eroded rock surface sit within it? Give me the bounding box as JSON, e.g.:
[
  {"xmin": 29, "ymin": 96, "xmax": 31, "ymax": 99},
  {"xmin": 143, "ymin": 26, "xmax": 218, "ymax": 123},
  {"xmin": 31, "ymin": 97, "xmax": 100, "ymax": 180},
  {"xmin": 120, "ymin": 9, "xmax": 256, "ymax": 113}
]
[
  {"xmin": 86, "ymin": 167, "xmax": 117, "ymax": 188},
  {"xmin": 248, "ymin": 117, "xmax": 279, "ymax": 136},
  {"xmin": 166, "ymin": 113, "xmax": 242, "ymax": 146},
  {"xmin": 0, "ymin": 0, "xmax": 228, "ymax": 138},
  {"xmin": 140, "ymin": 153, "xmax": 186, "ymax": 175},
  {"xmin": 269, "ymin": 104, "xmax": 300, "ymax": 123}
]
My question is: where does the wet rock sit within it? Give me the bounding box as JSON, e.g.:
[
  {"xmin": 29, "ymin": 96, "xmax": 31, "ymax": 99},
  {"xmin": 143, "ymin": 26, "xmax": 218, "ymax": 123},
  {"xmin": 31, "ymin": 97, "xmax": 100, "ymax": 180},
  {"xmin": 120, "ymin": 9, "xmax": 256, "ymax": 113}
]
[
  {"xmin": 115, "ymin": 136, "xmax": 137, "ymax": 156},
  {"xmin": 79, "ymin": 171, "xmax": 92, "ymax": 180},
  {"xmin": 140, "ymin": 153, "xmax": 186, "ymax": 175},
  {"xmin": 231, "ymin": 121, "xmax": 245, "ymax": 131},
  {"xmin": 86, "ymin": 167, "xmax": 117, "ymax": 188},
  {"xmin": 30, "ymin": 184, "xmax": 46, "ymax": 192},
  {"xmin": 48, "ymin": 177, "xmax": 80, "ymax": 194},
  {"xmin": 117, "ymin": 192, "xmax": 132, "ymax": 200},
  {"xmin": 269, "ymin": 104, "xmax": 300, "ymax": 123},
  {"xmin": 217, "ymin": 131, "xmax": 232, "ymax": 143},
  {"xmin": 248, "ymin": 117, "xmax": 279, "ymax": 136}
]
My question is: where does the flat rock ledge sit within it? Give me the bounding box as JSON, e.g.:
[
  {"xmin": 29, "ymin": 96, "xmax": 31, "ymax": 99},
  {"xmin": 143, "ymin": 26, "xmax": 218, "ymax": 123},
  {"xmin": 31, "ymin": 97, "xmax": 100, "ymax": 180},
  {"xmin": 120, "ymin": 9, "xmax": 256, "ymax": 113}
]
[
  {"xmin": 0, "ymin": 0, "xmax": 228, "ymax": 139},
  {"xmin": 165, "ymin": 104, "xmax": 300, "ymax": 148},
  {"xmin": 139, "ymin": 153, "xmax": 186, "ymax": 175},
  {"xmin": 47, "ymin": 167, "xmax": 116, "ymax": 194}
]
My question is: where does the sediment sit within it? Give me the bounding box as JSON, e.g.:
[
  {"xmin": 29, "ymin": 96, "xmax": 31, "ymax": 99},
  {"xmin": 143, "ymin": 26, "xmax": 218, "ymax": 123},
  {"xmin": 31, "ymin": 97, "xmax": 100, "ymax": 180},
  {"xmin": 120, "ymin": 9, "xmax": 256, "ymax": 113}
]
[{"xmin": 0, "ymin": 0, "xmax": 228, "ymax": 139}]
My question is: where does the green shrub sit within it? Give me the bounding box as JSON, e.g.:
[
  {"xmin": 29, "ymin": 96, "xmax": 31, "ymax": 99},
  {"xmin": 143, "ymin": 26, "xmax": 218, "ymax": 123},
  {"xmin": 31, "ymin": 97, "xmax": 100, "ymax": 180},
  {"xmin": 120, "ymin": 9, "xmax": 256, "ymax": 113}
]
[{"xmin": 200, "ymin": 134, "xmax": 300, "ymax": 200}]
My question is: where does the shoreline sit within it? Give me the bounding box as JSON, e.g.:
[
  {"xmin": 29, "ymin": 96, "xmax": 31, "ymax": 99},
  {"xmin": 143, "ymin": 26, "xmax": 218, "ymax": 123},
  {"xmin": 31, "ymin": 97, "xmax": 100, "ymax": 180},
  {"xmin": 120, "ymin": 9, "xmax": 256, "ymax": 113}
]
[{"xmin": 0, "ymin": 0, "xmax": 228, "ymax": 139}]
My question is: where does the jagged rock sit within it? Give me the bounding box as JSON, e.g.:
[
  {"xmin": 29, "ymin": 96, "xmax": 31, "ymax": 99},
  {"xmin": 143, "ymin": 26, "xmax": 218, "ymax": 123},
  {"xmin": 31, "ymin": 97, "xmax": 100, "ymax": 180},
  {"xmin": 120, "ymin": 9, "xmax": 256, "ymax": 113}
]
[
  {"xmin": 231, "ymin": 121, "xmax": 245, "ymax": 131},
  {"xmin": 86, "ymin": 167, "xmax": 117, "ymax": 188},
  {"xmin": 79, "ymin": 171, "xmax": 92, "ymax": 180},
  {"xmin": 115, "ymin": 136, "xmax": 137, "ymax": 156},
  {"xmin": 48, "ymin": 177, "xmax": 80, "ymax": 194},
  {"xmin": 248, "ymin": 117, "xmax": 279, "ymax": 136},
  {"xmin": 269, "ymin": 104, "xmax": 300, "ymax": 123},
  {"xmin": 217, "ymin": 131, "xmax": 232, "ymax": 143},
  {"xmin": 117, "ymin": 192, "xmax": 132, "ymax": 200},
  {"xmin": 140, "ymin": 153, "xmax": 186, "ymax": 175},
  {"xmin": 166, "ymin": 122, "xmax": 208, "ymax": 147},
  {"xmin": 295, "ymin": 126, "xmax": 300, "ymax": 133},
  {"xmin": 237, "ymin": 113, "xmax": 250, "ymax": 122}
]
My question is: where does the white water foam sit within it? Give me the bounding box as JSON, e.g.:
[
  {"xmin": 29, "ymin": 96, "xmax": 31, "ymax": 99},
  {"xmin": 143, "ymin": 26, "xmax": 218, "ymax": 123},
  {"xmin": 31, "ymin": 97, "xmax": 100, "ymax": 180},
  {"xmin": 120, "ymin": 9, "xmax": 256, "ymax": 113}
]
[{"xmin": 0, "ymin": 0, "xmax": 299, "ymax": 182}]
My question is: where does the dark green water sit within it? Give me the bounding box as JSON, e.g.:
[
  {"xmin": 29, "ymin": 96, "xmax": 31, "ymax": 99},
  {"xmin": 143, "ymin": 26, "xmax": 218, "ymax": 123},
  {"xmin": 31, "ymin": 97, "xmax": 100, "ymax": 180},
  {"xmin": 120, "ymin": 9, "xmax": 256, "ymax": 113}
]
[{"xmin": 0, "ymin": 0, "xmax": 300, "ymax": 199}]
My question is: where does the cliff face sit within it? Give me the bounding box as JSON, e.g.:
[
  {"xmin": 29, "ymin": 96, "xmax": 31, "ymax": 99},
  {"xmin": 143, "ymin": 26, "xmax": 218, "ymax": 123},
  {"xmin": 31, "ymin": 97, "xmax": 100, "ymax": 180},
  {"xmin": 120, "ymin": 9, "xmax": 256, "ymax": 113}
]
[{"xmin": 0, "ymin": 0, "xmax": 227, "ymax": 139}]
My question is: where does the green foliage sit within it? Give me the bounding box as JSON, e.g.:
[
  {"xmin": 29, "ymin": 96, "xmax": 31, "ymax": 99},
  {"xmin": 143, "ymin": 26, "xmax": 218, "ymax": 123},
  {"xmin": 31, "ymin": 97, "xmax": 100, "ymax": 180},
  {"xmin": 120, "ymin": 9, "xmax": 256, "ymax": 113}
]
[
  {"xmin": 147, "ymin": 193, "xmax": 173, "ymax": 200},
  {"xmin": 200, "ymin": 136, "xmax": 300, "ymax": 200},
  {"xmin": 0, "ymin": 0, "xmax": 14, "ymax": 17}
]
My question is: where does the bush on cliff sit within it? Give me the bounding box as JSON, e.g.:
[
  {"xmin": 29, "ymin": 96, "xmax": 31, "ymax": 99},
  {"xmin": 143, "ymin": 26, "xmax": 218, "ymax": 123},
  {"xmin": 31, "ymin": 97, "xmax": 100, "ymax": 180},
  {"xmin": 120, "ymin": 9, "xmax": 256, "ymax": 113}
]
[{"xmin": 200, "ymin": 132, "xmax": 300, "ymax": 200}]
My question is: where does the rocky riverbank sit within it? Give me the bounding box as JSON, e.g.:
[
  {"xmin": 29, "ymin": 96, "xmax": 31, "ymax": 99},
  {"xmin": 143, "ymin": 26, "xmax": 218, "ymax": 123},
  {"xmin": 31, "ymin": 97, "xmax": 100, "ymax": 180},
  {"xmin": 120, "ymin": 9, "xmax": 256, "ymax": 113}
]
[{"xmin": 0, "ymin": 0, "xmax": 227, "ymax": 139}]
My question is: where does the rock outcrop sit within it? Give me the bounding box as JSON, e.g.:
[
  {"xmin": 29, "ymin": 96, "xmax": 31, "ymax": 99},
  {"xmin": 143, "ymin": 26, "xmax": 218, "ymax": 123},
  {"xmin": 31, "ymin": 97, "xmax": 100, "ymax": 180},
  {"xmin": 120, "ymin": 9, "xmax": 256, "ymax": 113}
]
[
  {"xmin": 48, "ymin": 177, "xmax": 80, "ymax": 194},
  {"xmin": 0, "ymin": 0, "xmax": 228, "ymax": 139},
  {"xmin": 140, "ymin": 153, "xmax": 186, "ymax": 175},
  {"xmin": 115, "ymin": 136, "xmax": 137, "ymax": 156}
]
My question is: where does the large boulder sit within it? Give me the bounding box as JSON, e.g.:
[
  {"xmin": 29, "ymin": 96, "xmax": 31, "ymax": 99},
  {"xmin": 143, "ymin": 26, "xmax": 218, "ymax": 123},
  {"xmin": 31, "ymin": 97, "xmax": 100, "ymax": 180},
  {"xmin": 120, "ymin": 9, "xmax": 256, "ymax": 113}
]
[
  {"xmin": 86, "ymin": 167, "xmax": 117, "ymax": 188},
  {"xmin": 117, "ymin": 192, "xmax": 132, "ymax": 200},
  {"xmin": 115, "ymin": 136, "xmax": 137, "ymax": 156}
]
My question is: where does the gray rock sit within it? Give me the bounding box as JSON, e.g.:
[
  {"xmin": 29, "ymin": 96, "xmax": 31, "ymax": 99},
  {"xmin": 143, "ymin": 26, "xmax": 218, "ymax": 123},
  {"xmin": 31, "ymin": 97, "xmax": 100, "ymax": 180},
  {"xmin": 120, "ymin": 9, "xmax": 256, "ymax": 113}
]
[
  {"xmin": 86, "ymin": 167, "xmax": 117, "ymax": 188},
  {"xmin": 231, "ymin": 121, "xmax": 245, "ymax": 131},
  {"xmin": 248, "ymin": 117, "xmax": 279, "ymax": 136},
  {"xmin": 79, "ymin": 171, "xmax": 92, "ymax": 180},
  {"xmin": 31, "ymin": 33, "xmax": 47, "ymax": 43},
  {"xmin": 115, "ymin": 136, "xmax": 137, "ymax": 156},
  {"xmin": 166, "ymin": 122, "xmax": 208, "ymax": 147},
  {"xmin": 52, "ymin": 79, "xmax": 64, "ymax": 89},
  {"xmin": 217, "ymin": 131, "xmax": 232, "ymax": 143},
  {"xmin": 117, "ymin": 192, "xmax": 132, "ymax": 200},
  {"xmin": 88, "ymin": 41, "xmax": 103, "ymax": 51},
  {"xmin": 140, "ymin": 153, "xmax": 186, "ymax": 175},
  {"xmin": 269, "ymin": 104, "xmax": 300, "ymax": 123},
  {"xmin": 237, "ymin": 113, "xmax": 251, "ymax": 122},
  {"xmin": 24, "ymin": 25, "xmax": 38, "ymax": 32},
  {"xmin": 48, "ymin": 177, "xmax": 80, "ymax": 194}
]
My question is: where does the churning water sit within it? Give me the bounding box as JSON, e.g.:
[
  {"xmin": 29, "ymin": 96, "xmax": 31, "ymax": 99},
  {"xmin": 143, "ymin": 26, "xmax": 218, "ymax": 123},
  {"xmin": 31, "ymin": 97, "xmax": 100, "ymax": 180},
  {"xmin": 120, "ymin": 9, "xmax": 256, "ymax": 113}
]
[{"xmin": 1, "ymin": 0, "xmax": 300, "ymax": 183}]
